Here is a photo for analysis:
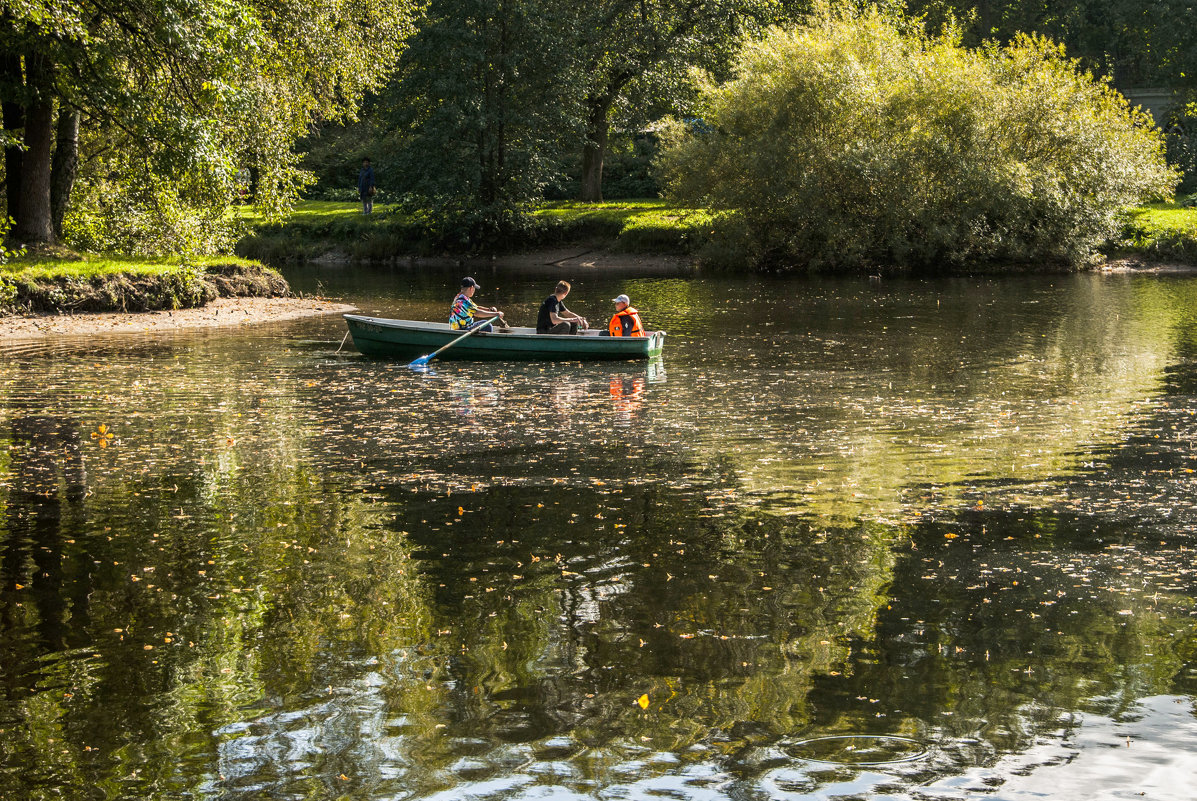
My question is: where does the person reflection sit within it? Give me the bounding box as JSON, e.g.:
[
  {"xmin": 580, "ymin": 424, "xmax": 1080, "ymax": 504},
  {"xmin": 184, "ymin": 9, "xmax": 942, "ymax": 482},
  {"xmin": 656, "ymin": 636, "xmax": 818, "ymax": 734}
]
[
  {"xmin": 609, "ymin": 376, "xmax": 646, "ymax": 421},
  {"xmin": 551, "ymin": 382, "xmax": 588, "ymax": 417},
  {"xmin": 1, "ymin": 412, "xmax": 88, "ymax": 651},
  {"xmin": 447, "ymin": 376, "xmax": 500, "ymax": 419}
]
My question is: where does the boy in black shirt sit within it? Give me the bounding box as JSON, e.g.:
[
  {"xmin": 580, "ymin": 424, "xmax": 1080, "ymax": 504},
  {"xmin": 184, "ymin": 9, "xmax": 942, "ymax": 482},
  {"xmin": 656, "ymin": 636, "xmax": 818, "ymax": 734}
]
[{"xmin": 536, "ymin": 280, "xmax": 588, "ymax": 334}]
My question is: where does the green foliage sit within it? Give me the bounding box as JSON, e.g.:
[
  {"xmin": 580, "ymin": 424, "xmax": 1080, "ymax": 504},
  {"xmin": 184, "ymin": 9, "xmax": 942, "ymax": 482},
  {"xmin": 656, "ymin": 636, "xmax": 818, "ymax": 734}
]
[
  {"xmin": 2, "ymin": 0, "xmax": 415, "ymax": 253},
  {"xmin": 548, "ymin": 131, "xmax": 664, "ymax": 200},
  {"xmin": 381, "ymin": 0, "xmax": 584, "ymax": 247},
  {"xmin": 908, "ymin": 0, "xmax": 1197, "ymax": 90},
  {"xmin": 0, "ymin": 218, "xmax": 21, "ymax": 303},
  {"xmin": 65, "ymin": 165, "xmax": 238, "ymax": 256},
  {"xmin": 660, "ymin": 8, "xmax": 1180, "ymax": 272},
  {"xmin": 1164, "ymin": 102, "xmax": 1197, "ymax": 192},
  {"xmin": 0, "ymin": 217, "xmax": 20, "ymax": 266}
]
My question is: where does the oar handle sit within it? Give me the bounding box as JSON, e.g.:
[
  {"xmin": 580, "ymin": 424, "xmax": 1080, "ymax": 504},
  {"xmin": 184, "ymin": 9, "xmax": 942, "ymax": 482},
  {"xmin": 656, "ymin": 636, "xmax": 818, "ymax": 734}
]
[
  {"xmin": 429, "ymin": 316, "xmax": 500, "ymax": 359},
  {"xmin": 409, "ymin": 316, "xmax": 501, "ymax": 367}
]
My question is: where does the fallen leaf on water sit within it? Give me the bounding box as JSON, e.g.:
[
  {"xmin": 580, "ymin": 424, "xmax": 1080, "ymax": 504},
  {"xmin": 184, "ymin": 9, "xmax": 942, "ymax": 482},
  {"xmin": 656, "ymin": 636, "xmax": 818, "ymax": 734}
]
[{"xmin": 637, "ymin": 694, "xmax": 650, "ymax": 709}]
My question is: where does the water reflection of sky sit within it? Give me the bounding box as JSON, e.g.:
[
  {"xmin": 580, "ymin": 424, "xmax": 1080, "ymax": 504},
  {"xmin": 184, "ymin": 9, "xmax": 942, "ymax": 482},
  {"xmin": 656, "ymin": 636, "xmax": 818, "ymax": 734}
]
[{"xmin": 1, "ymin": 267, "xmax": 1196, "ymax": 799}]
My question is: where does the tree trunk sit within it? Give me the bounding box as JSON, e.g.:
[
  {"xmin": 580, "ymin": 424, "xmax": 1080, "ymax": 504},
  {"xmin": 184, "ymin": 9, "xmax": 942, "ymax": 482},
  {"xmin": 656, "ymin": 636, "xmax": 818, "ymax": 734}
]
[
  {"xmin": 14, "ymin": 96, "xmax": 54, "ymax": 245},
  {"xmin": 1, "ymin": 52, "xmax": 25, "ymax": 227},
  {"xmin": 50, "ymin": 107, "xmax": 79, "ymax": 241},
  {"xmin": 13, "ymin": 53, "xmax": 54, "ymax": 246},
  {"xmin": 580, "ymin": 97, "xmax": 612, "ymax": 203}
]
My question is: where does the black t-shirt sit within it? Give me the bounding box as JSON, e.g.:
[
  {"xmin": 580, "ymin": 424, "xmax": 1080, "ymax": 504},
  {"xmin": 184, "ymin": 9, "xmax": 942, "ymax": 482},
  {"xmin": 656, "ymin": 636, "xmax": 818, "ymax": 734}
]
[{"xmin": 537, "ymin": 295, "xmax": 567, "ymax": 332}]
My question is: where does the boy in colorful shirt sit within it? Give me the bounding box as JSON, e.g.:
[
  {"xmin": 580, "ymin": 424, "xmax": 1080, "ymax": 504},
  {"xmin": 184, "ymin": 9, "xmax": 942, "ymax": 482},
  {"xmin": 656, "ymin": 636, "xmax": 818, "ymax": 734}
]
[{"xmin": 450, "ymin": 277, "xmax": 508, "ymax": 331}]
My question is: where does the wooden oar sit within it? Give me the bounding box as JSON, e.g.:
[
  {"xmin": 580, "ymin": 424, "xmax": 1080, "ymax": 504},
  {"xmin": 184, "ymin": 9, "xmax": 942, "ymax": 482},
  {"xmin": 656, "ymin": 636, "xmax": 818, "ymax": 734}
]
[{"xmin": 408, "ymin": 316, "xmax": 500, "ymax": 368}]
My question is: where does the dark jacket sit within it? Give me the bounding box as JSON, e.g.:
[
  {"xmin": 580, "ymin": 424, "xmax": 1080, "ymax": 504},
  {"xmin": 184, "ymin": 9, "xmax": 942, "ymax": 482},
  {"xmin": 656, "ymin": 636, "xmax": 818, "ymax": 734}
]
[{"xmin": 357, "ymin": 165, "xmax": 375, "ymax": 194}]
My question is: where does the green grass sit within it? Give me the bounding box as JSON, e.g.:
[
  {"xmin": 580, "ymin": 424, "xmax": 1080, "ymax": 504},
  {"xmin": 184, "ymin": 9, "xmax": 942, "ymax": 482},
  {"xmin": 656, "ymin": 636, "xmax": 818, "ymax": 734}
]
[
  {"xmin": 532, "ymin": 198, "xmax": 669, "ymax": 221},
  {"xmin": 1114, "ymin": 195, "xmax": 1197, "ymax": 262},
  {"xmin": 1122, "ymin": 199, "xmax": 1197, "ymax": 231},
  {"xmin": 229, "ymin": 196, "xmax": 1197, "ymax": 266},
  {"xmin": 1, "ymin": 253, "xmax": 263, "ymax": 281},
  {"xmin": 228, "ymin": 200, "xmax": 400, "ymax": 227},
  {"xmin": 0, "ymin": 253, "xmax": 286, "ymax": 315},
  {"xmin": 233, "ymin": 198, "xmax": 715, "ymax": 261}
]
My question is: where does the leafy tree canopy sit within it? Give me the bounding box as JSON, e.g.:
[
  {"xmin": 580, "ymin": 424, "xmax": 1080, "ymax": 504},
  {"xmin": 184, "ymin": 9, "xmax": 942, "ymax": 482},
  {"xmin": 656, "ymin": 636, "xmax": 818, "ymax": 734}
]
[
  {"xmin": 2, "ymin": 0, "xmax": 414, "ymax": 253},
  {"xmin": 379, "ymin": 0, "xmax": 586, "ymax": 247}
]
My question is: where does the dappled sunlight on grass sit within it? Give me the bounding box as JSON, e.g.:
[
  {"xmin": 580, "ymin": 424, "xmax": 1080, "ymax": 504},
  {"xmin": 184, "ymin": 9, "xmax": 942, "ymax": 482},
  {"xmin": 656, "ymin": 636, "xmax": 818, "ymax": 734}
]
[
  {"xmin": 1, "ymin": 254, "xmax": 264, "ymax": 281},
  {"xmin": 1125, "ymin": 200, "xmax": 1197, "ymax": 232},
  {"xmin": 227, "ymin": 200, "xmax": 401, "ymax": 227}
]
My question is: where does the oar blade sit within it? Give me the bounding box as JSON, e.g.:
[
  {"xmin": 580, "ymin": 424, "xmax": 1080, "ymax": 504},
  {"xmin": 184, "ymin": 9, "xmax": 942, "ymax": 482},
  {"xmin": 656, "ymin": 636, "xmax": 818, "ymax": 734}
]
[{"xmin": 407, "ymin": 316, "xmax": 498, "ymax": 370}]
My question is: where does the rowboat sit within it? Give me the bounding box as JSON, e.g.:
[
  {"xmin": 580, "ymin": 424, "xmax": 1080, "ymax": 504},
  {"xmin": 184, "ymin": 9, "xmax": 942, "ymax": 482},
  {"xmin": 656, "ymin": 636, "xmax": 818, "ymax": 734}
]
[{"xmin": 343, "ymin": 314, "xmax": 666, "ymax": 361}]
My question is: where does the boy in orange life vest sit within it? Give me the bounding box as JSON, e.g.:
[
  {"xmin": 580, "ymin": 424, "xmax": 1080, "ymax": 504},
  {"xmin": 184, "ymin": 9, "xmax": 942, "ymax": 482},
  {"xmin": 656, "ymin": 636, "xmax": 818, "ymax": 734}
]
[{"xmin": 605, "ymin": 294, "xmax": 645, "ymax": 336}]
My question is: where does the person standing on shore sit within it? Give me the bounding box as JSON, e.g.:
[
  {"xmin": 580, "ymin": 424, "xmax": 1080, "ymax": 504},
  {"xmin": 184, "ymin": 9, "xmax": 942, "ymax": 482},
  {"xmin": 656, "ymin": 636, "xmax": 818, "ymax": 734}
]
[
  {"xmin": 536, "ymin": 281, "xmax": 588, "ymax": 335},
  {"xmin": 358, "ymin": 158, "xmax": 376, "ymax": 214}
]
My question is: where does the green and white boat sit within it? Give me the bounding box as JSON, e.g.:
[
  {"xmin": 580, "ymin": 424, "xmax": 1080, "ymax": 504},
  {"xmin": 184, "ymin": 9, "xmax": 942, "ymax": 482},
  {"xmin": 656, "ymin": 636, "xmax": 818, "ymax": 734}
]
[{"xmin": 343, "ymin": 314, "xmax": 666, "ymax": 361}]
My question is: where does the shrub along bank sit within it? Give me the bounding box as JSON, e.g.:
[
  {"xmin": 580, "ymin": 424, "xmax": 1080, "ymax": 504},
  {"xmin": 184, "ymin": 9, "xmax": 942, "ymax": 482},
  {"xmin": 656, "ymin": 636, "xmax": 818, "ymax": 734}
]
[
  {"xmin": 0, "ymin": 255, "xmax": 289, "ymax": 316},
  {"xmin": 659, "ymin": 10, "xmax": 1178, "ymax": 272}
]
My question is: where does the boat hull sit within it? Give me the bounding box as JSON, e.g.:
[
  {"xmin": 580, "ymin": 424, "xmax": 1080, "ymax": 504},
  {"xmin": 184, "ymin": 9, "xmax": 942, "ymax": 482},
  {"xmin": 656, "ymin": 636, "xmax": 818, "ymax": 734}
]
[{"xmin": 344, "ymin": 315, "xmax": 665, "ymax": 361}]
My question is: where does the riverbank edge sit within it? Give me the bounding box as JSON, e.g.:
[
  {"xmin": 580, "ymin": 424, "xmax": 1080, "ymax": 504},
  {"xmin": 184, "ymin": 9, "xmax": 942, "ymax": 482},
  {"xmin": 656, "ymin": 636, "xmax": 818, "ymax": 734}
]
[
  {"xmin": 0, "ymin": 297, "xmax": 357, "ymax": 341},
  {"xmin": 233, "ymin": 203, "xmax": 1197, "ymax": 271},
  {"xmin": 241, "ymin": 240, "xmax": 1197, "ymax": 276},
  {"xmin": 0, "ymin": 258, "xmax": 291, "ymax": 317}
]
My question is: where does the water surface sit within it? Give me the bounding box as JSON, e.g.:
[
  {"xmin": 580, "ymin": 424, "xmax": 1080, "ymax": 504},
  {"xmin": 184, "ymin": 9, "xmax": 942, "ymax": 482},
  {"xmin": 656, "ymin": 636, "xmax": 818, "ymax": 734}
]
[{"xmin": 2, "ymin": 265, "xmax": 1196, "ymax": 799}]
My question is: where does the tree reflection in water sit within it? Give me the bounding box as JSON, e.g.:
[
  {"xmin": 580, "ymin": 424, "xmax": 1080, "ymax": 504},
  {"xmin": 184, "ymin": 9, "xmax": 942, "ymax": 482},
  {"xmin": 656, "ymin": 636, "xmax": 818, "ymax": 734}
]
[{"xmin": 0, "ymin": 271, "xmax": 1196, "ymax": 799}]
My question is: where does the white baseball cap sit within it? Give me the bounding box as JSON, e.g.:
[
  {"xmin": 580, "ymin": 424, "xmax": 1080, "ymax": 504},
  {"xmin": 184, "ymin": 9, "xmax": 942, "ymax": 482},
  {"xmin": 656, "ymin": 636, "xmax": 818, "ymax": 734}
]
[{"xmin": 612, "ymin": 294, "xmax": 630, "ymax": 304}]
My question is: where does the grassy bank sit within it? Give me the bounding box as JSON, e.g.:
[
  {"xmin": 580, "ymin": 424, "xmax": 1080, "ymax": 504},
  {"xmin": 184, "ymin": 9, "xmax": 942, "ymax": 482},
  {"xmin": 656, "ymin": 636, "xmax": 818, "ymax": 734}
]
[
  {"xmin": 233, "ymin": 199, "xmax": 716, "ymax": 262},
  {"xmin": 1112, "ymin": 196, "xmax": 1197, "ymax": 263},
  {"xmin": 234, "ymin": 198, "xmax": 1197, "ymax": 268},
  {"xmin": 0, "ymin": 254, "xmax": 289, "ymax": 316}
]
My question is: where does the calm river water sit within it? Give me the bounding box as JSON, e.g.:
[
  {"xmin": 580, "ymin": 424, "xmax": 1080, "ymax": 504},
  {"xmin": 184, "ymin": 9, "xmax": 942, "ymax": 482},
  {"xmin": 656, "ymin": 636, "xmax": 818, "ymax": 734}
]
[{"xmin": 2, "ymin": 263, "xmax": 1196, "ymax": 800}]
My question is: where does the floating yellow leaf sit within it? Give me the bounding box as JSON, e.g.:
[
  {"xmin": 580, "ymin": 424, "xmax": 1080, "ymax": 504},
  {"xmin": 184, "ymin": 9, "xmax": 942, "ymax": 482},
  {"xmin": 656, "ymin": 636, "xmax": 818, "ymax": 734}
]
[
  {"xmin": 637, "ymin": 694, "xmax": 650, "ymax": 709},
  {"xmin": 90, "ymin": 424, "xmax": 115, "ymax": 447}
]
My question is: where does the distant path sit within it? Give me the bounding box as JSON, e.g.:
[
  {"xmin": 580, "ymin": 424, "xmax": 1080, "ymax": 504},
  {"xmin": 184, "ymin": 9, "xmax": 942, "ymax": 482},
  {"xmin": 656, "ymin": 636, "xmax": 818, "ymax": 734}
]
[{"xmin": 0, "ymin": 297, "xmax": 355, "ymax": 341}]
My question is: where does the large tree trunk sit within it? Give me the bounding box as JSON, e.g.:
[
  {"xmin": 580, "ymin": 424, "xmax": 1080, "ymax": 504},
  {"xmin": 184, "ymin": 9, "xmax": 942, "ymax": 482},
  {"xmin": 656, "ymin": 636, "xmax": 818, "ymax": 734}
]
[
  {"xmin": 50, "ymin": 107, "xmax": 79, "ymax": 241},
  {"xmin": 13, "ymin": 55, "xmax": 54, "ymax": 246},
  {"xmin": 580, "ymin": 96, "xmax": 612, "ymax": 203},
  {"xmin": 14, "ymin": 97, "xmax": 54, "ymax": 245},
  {"xmin": 1, "ymin": 52, "xmax": 25, "ymax": 227}
]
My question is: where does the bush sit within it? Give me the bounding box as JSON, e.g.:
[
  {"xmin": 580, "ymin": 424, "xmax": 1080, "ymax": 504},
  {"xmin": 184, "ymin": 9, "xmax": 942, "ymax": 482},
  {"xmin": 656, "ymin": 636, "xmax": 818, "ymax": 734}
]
[{"xmin": 659, "ymin": 8, "xmax": 1179, "ymax": 272}]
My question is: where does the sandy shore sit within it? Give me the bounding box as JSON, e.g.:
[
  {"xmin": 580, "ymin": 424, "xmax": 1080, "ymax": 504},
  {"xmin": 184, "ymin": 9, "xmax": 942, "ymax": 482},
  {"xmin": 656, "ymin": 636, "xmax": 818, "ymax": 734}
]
[
  {"xmin": 1100, "ymin": 258, "xmax": 1197, "ymax": 274},
  {"xmin": 0, "ymin": 296, "xmax": 357, "ymax": 341}
]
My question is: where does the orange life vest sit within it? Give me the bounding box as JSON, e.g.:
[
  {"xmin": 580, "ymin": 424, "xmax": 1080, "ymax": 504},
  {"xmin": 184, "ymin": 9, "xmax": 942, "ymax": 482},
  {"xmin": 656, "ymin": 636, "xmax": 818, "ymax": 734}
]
[{"xmin": 608, "ymin": 307, "xmax": 645, "ymax": 337}]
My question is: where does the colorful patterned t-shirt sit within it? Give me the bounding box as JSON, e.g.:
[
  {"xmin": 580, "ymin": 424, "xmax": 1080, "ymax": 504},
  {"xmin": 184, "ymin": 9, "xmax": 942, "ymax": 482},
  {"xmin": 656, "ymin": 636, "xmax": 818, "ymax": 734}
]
[{"xmin": 450, "ymin": 293, "xmax": 478, "ymax": 330}]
